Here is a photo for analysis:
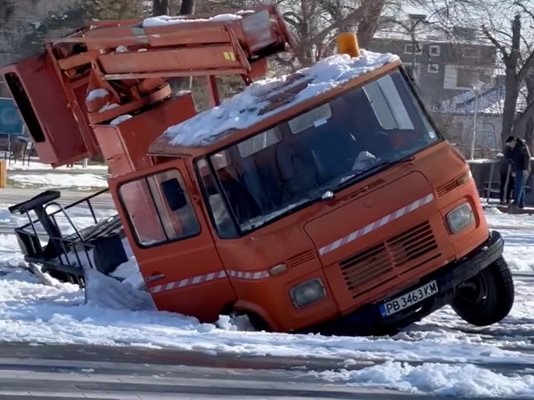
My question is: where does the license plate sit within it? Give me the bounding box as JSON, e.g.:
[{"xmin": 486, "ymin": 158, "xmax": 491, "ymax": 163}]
[{"xmin": 379, "ymin": 280, "xmax": 438, "ymax": 317}]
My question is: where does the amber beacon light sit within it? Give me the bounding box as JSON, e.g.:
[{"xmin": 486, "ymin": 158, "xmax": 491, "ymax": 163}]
[{"xmin": 336, "ymin": 32, "xmax": 360, "ymax": 57}]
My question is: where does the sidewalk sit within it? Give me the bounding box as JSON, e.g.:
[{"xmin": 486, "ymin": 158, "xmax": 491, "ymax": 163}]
[{"xmin": 4, "ymin": 157, "xmax": 109, "ymax": 191}]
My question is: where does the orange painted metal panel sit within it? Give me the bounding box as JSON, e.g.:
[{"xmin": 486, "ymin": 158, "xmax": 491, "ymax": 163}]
[
  {"xmin": 0, "ymin": 54, "xmax": 93, "ymax": 167},
  {"xmin": 94, "ymin": 94, "xmax": 197, "ymax": 177}
]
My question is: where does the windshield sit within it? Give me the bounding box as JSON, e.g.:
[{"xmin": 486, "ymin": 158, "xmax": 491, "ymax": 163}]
[{"xmin": 197, "ymin": 70, "xmax": 439, "ymax": 236}]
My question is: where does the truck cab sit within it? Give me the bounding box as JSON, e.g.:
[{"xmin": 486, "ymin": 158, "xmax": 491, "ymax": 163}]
[
  {"xmin": 4, "ymin": 7, "xmax": 513, "ymax": 335},
  {"xmin": 110, "ymin": 50, "xmax": 512, "ymax": 334}
]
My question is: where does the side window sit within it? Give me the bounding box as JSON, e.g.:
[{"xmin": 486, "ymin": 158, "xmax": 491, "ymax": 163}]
[
  {"xmin": 196, "ymin": 158, "xmax": 238, "ymax": 239},
  {"xmin": 120, "ymin": 169, "xmax": 200, "ymax": 247},
  {"xmin": 364, "ymin": 75, "xmax": 414, "ymax": 130}
]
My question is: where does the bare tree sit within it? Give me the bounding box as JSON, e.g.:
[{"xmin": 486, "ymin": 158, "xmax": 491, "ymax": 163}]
[
  {"xmin": 419, "ymin": 0, "xmax": 534, "ymax": 146},
  {"xmin": 153, "ymin": 0, "xmax": 170, "ymax": 15},
  {"xmin": 284, "ymin": 0, "xmax": 388, "ymax": 65},
  {"xmin": 523, "ymin": 73, "xmax": 534, "ymax": 147},
  {"xmin": 0, "ymin": 0, "xmax": 15, "ymax": 22},
  {"xmin": 482, "ymin": 12, "xmax": 534, "ymax": 144},
  {"xmin": 153, "ymin": 0, "xmax": 196, "ymax": 16},
  {"xmin": 201, "ymin": 0, "xmax": 389, "ymax": 66},
  {"xmin": 180, "ymin": 0, "xmax": 195, "ymax": 14}
]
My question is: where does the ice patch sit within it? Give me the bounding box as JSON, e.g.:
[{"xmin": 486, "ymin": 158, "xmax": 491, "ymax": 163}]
[{"xmin": 162, "ymin": 51, "xmax": 398, "ymax": 147}]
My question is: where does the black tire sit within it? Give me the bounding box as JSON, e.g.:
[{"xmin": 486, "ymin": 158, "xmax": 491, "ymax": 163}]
[{"xmin": 452, "ymin": 256, "xmax": 514, "ymax": 326}]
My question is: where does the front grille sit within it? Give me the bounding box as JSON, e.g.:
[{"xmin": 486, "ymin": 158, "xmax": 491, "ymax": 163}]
[
  {"xmin": 339, "ymin": 221, "xmax": 439, "ymax": 298},
  {"xmin": 387, "ymin": 222, "xmax": 438, "ymax": 270},
  {"xmin": 340, "ymin": 243, "xmax": 394, "ymax": 292}
]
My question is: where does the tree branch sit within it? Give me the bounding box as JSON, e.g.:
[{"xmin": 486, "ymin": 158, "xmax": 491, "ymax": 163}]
[
  {"xmin": 481, "ymin": 24, "xmax": 509, "ymax": 61},
  {"xmin": 514, "ymin": 0, "xmax": 534, "ymax": 23},
  {"xmin": 282, "ymin": 12, "xmax": 301, "ymax": 29},
  {"xmin": 312, "ymin": 4, "xmax": 365, "ymax": 45},
  {"xmin": 519, "ymin": 51, "xmax": 534, "ymax": 81}
]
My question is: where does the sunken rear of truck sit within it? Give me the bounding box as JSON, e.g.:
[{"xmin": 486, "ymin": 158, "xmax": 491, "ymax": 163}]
[{"xmin": 4, "ymin": 7, "xmax": 513, "ymax": 335}]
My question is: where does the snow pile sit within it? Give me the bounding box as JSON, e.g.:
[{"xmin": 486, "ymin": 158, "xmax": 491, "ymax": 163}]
[
  {"xmin": 312, "ymin": 362, "xmax": 534, "ymax": 397},
  {"xmin": 115, "ymin": 45, "xmax": 128, "ymax": 53},
  {"xmin": 485, "ymin": 210, "xmax": 534, "ymax": 272},
  {"xmin": 84, "ymin": 268, "xmax": 154, "ymax": 312},
  {"xmin": 86, "ymin": 89, "xmax": 109, "ymax": 103},
  {"xmin": 0, "ymin": 234, "xmax": 25, "ymax": 272},
  {"xmin": 163, "ymin": 51, "xmax": 398, "ymax": 147},
  {"xmin": 0, "ymin": 209, "xmax": 10, "ymax": 223},
  {"xmin": 441, "ymin": 84, "xmax": 528, "ymax": 115},
  {"xmin": 9, "ymin": 173, "xmax": 107, "ymax": 189},
  {"xmin": 143, "ymin": 13, "xmax": 243, "ymax": 28}
]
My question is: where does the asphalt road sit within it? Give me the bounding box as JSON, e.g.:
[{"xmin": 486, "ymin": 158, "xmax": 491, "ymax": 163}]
[{"xmin": 0, "ymin": 343, "xmax": 502, "ymax": 400}]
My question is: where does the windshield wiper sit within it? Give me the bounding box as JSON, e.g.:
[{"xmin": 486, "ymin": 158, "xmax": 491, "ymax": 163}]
[{"xmin": 337, "ymin": 156, "xmax": 415, "ymax": 189}]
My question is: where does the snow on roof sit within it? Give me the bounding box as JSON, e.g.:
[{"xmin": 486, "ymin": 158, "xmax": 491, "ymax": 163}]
[
  {"xmin": 441, "ymin": 84, "xmax": 527, "ymax": 115},
  {"xmin": 162, "ymin": 50, "xmax": 399, "ymax": 147},
  {"xmin": 142, "ymin": 10, "xmax": 253, "ymax": 28},
  {"xmin": 374, "ymin": 22, "xmax": 491, "ymax": 46}
]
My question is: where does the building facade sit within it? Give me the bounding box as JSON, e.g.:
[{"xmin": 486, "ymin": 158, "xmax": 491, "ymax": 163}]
[{"xmin": 369, "ymin": 24, "xmax": 497, "ymax": 109}]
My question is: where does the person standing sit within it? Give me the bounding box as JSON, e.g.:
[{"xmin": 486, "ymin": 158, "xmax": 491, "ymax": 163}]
[{"xmin": 505, "ymin": 136, "xmax": 531, "ymax": 209}]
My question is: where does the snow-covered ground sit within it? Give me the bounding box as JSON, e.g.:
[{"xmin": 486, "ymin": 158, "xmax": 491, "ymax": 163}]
[
  {"xmin": 6, "ymin": 160, "xmax": 108, "ymax": 171},
  {"xmin": 1, "ymin": 201, "xmax": 534, "ymax": 397},
  {"xmin": 8, "ymin": 172, "xmax": 107, "ymax": 189},
  {"xmin": 5, "ymin": 159, "xmax": 108, "ymax": 190}
]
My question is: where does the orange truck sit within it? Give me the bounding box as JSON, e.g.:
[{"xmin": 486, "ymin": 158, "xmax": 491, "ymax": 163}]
[{"xmin": 5, "ymin": 6, "xmax": 514, "ymax": 335}]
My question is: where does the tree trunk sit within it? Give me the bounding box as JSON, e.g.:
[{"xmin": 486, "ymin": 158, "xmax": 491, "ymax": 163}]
[
  {"xmin": 500, "ymin": 16, "xmax": 523, "ymax": 145},
  {"xmin": 0, "ymin": 0, "xmax": 15, "ymax": 22},
  {"xmin": 356, "ymin": 0, "xmax": 386, "ymax": 49},
  {"xmin": 524, "ymin": 73, "xmax": 534, "ymax": 149},
  {"xmin": 502, "ymin": 71, "xmax": 520, "ymax": 143},
  {"xmin": 152, "ymin": 0, "xmax": 169, "ymax": 16},
  {"xmin": 179, "ymin": 0, "xmax": 195, "ymax": 15}
]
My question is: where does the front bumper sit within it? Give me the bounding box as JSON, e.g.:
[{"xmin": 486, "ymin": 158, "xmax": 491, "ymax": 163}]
[{"xmin": 309, "ymin": 230, "xmax": 504, "ymax": 336}]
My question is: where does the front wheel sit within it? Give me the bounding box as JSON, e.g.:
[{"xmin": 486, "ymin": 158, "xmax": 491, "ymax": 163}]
[{"xmin": 451, "ymin": 257, "xmax": 514, "ymax": 326}]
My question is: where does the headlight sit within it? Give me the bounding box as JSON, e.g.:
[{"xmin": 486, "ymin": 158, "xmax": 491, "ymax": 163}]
[
  {"xmin": 290, "ymin": 279, "xmax": 326, "ymax": 308},
  {"xmin": 446, "ymin": 202, "xmax": 474, "ymax": 233}
]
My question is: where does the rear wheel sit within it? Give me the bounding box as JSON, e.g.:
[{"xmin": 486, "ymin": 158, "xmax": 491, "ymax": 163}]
[{"xmin": 452, "ymin": 257, "xmax": 514, "ymax": 326}]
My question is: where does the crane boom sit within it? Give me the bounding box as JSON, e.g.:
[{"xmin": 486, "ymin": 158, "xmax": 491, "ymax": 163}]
[{"xmin": 0, "ymin": 6, "xmax": 294, "ymax": 168}]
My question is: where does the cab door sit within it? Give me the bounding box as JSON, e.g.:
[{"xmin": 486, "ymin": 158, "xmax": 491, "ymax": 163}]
[{"xmin": 109, "ymin": 159, "xmax": 236, "ymax": 322}]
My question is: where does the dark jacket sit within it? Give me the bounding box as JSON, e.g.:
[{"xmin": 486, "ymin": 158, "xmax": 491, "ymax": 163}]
[
  {"xmin": 511, "ymin": 139, "xmax": 531, "ymax": 172},
  {"xmin": 500, "ymin": 146, "xmax": 513, "ymax": 175}
]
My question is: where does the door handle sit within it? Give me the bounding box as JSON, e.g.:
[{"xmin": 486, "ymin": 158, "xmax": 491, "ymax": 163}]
[{"xmin": 146, "ymin": 273, "xmax": 166, "ymax": 283}]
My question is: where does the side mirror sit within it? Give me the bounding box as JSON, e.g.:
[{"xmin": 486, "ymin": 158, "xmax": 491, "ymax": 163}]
[{"xmin": 161, "ymin": 178, "xmax": 187, "ymax": 211}]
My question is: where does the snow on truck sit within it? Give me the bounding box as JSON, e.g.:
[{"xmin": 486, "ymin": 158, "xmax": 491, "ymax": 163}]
[{"xmin": 4, "ymin": 6, "xmax": 514, "ymax": 335}]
